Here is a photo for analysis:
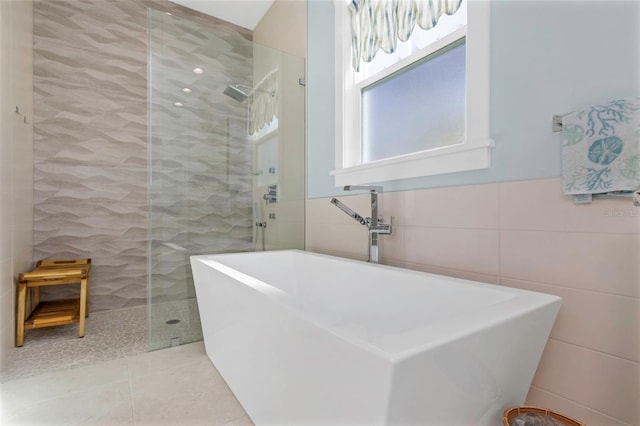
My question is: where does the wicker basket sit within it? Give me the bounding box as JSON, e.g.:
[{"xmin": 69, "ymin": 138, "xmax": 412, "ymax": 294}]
[{"xmin": 503, "ymin": 406, "xmax": 586, "ymax": 426}]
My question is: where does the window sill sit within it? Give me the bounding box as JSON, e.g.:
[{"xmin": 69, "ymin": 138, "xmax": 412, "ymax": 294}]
[{"xmin": 330, "ymin": 138, "xmax": 494, "ymax": 186}]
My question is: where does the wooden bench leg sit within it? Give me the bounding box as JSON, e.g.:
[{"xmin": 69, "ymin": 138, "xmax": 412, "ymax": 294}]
[
  {"xmin": 78, "ymin": 277, "xmax": 87, "ymax": 338},
  {"xmin": 16, "ymin": 283, "xmax": 27, "ymax": 347}
]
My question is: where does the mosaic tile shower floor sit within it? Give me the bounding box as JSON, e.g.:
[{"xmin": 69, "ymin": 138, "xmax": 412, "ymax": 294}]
[{"xmin": 2, "ymin": 299, "xmax": 202, "ymax": 383}]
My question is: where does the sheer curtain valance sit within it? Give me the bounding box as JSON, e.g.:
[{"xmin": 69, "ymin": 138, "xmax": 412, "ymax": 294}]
[
  {"xmin": 248, "ymin": 68, "xmax": 279, "ymax": 135},
  {"xmin": 348, "ymin": 0, "xmax": 463, "ymax": 71}
]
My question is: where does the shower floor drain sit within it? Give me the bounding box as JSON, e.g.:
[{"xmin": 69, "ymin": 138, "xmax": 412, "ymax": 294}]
[{"xmin": 165, "ymin": 319, "xmax": 180, "ymax": 325}]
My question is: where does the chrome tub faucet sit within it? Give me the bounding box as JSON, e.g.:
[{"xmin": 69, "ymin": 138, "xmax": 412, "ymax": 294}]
[{"xmin": 330, "ymin": 185, "xmax": 392, "ymax": 264}]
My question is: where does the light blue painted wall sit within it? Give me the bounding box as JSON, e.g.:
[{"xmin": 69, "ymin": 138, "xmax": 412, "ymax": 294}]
[
  {"xmin": 307, "ymin": 0, "xmax": 336, "ymax": 197},
  {"xmin": 307, "ymin": 0, "xmax": 640, "ymax": 199}
]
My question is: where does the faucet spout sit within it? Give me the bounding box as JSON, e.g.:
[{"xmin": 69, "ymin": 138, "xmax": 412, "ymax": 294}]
[
  {"xmin": 343, "ymin": 185, "xmax": 383, "ymax": 193},
  {"xmin": 344, "ymin": 185, "xmax": 382, "ymax": 227},
  {"xmin": 330, "ymin": 198, "xmax": 368, "ymax": 226}
]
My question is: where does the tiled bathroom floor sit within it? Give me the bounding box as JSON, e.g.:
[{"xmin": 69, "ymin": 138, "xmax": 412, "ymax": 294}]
[
  {"xmin": 0, "ymin": 341, "xmax": 254, "ymax": 425},
  {"xmin": 2, "ymin": 300, "xmax": 203, "ymax": 382},
  {"xmin": 2, "ymin": 305, "xmax": 148, "ymax": 382},
  {"xmin": 0, "ymin": 301, "xmax": 249, "ymax": 425}
]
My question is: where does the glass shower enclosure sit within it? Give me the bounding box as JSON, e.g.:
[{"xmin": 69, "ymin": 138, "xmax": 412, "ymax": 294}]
[{"xmin": 147, "ymin": 9, "xmax": 305, "ymax": 351}]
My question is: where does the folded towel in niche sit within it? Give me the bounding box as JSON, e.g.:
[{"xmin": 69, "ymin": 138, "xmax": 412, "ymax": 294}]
[{"xmin": 562, "ymin": 97, "xmax": 640, "ymax": 195}]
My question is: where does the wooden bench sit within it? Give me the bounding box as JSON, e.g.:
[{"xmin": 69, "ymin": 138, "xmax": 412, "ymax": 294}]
[{"xmin": 16, "ymin": 259, "xmax": 91, "ymax": 347}]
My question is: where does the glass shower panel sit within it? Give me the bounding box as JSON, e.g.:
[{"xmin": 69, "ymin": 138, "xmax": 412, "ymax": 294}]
[
  {"xmin": 251, "ymin": 43, "xmax": 306, "ymax": 253},
  {"xmin": 148, "ymin": 9, "xmax": 253, "ymax": 351},
  {"xmin": 147, "ymin": 9, "xmax": 305, "ymax": 351}
]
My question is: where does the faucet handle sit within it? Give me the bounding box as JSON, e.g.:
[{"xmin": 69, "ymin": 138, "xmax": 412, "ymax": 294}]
[
  {"xmin": 374, "ymin": 224, "xmax": 392, "ymax": 234},
  {"xmin": 366, "ymin": 216, "xmax": 388, "ymax": 224},
  {"xmin": 370, "ymin": 216, "xmax": 392, "ymax": 234}
]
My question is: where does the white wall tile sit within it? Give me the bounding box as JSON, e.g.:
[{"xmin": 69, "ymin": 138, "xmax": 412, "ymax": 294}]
[
  {"xmin": 378, "ymin": 258, "xmax": 405, "ymax": 269},
  {"xmin": 532, "ymin": 339, "xmax": 640, "ymax": 425},
  {"xmin": 305, "ymin": 222, "xmax": 368, "ymax": 261},
  {"xmin": 500, "ymin": 177, "xmax": 640, "ymax": 234},
  {"xmin": 404, "ymin": 227, "xmax": 500, "ymax": 275},
  {"xmin": 403, "ymin": 183, "xmax": 500, "ymax": 229},
  {"xmin": 305, "ymin": 246, "xmax": 368, "ymax": 263},
  {"xmin": 405, "ymin": 262, "xmax": 500, "ymax": 285},
  {"xmin": 305, "ymin": 196, "xmax": 371, "ymax": 259},
  {"xmin": 380, "ymin": 190, "xmax": 405, "ymax": 225},
  {"xmin": 377, "ymin": 225, "xmax": 404, "ymax": 262},
  {"xmin": 526, "ymin": 385, "xmax": 632, "ymax": 426},
  {"xmin": 502, "ymin": 277, "xmax": 640, "ymax": 362},
  {"xmin": 500, "ymin": 230, "xmax": 640, "ymax": 297}
]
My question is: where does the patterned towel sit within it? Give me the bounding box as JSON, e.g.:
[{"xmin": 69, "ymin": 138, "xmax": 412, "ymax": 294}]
[{"xmin": 562, "ymin": 97, "xmax": 640, "ymax": 195}]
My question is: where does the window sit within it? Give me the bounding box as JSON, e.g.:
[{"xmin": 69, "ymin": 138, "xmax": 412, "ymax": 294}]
[
  {"xmin": 332, "ymin": 0, "xmax": 493, "ymax": 187},
  {"xmin": 362, "ymin": 39, "xmax": 466, "ymax": 162}
]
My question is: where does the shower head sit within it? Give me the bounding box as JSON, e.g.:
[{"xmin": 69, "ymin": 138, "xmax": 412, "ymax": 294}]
[
  {"xmin": 223, "ymin": 83, "xmax": 276, "ymax": 103},
  {"xmin": 223, "ymin": 85, "xmax": 250, "ymax": 103}
]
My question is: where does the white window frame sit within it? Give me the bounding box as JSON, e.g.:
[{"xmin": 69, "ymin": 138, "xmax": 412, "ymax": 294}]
[{"xmin": 331, "ymin": 0, "xmax": 493, "ymax": 187}]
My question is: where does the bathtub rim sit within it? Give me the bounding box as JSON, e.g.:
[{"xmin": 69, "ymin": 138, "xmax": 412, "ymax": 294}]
[{"xmin": 191, "ymin": 249, "xmax": 561, "ymax": 363}]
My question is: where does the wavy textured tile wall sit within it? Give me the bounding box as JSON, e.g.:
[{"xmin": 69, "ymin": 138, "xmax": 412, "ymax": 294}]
[
  {"xmin": 148, "ymin": 9, "xmax": 254, "ymax": 303},
  {"xmin": 33, "ymin": 0, "xmax": 254, "ymax": 312}
]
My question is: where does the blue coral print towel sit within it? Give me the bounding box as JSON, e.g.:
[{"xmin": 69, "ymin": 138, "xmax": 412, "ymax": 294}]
[{"xmin": 562, "ymin": 97, "xmax": 640, "ymax": 195}]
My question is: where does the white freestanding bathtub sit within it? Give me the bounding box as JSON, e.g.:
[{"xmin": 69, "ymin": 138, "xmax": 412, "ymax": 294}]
[{"xmin": 190, "ymin": 250, "xmax": 560, "ymax": 426}]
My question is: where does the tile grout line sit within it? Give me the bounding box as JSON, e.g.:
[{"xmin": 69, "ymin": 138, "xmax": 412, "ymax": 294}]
[
  {"xmin": 529, "ymin": 384, "xmax": 634, "ymax": 426},
  {"xmin": 402, "ymin": 261, "xmax": 499, "ymax": 283},
  {"xmin": 545, "ymin": 337, "xmax": 640, "ymax": 365},
  {"xmin": 499, "ymin": 274, "xmax": 640, "ymax": 300},
  {"xmin": 503, "ymin": 276, "xmax": 640, "ymax": 301}
]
